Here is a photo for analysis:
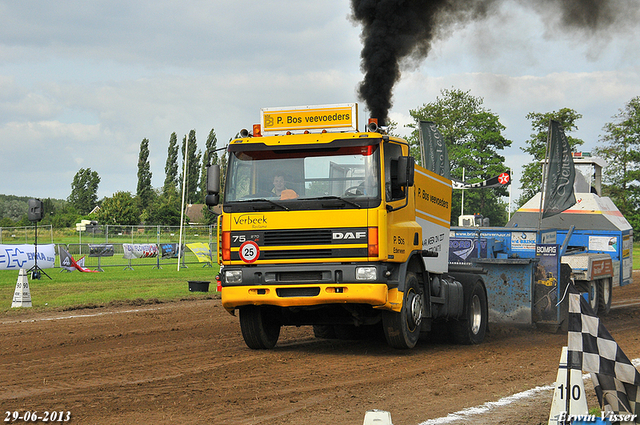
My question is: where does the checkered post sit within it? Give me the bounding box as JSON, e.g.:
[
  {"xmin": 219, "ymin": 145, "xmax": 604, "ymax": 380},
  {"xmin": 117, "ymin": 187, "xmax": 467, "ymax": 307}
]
[{"xmin": 567, "ymin": 284, "xmax": 640, "ymax": 422}]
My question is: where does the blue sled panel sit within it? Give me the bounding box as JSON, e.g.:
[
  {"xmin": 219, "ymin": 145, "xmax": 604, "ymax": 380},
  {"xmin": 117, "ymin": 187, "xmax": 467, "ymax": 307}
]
[{"xmin": 473, "ymin": 258, "xmax": 535, "ymax": 325}]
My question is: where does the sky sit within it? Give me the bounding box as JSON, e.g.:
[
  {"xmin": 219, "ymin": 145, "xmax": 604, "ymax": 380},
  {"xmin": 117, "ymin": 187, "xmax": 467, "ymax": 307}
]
[{"xmin": 1, "ymin": 0, "xmax": 639, "ymax": 211}]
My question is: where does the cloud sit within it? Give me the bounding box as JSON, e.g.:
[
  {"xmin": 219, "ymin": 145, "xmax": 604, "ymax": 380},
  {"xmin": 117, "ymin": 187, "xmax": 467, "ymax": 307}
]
[{"xmin": 0, "ymin": 0, "xmax": 639, "ymax": 207}]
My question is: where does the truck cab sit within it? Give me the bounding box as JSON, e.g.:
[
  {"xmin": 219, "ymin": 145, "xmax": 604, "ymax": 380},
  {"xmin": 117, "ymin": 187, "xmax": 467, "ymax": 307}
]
[{"xmin": 206, "ymin": 104, "xmax": 487, "ymax": 350}]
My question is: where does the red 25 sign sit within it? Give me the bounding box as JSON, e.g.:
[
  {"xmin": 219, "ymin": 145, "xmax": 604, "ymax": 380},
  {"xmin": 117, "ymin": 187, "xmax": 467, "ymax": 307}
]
[{"xmin": 239, "ymin": 241, "xmax": 260, "ymax": 263}]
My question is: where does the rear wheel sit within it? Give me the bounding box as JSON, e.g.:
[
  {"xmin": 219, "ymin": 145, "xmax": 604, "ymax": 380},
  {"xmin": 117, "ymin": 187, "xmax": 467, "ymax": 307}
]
[
  {"xmin": 239, "ymin": 305, "xmax": 281, "ymax": 349},
  {"xmin": 598, "ymin": 278, "xmax": 613, "ymax": 315},
  {"xmin": 382, "ymin": 272, "xmax": 423, "ymax": 349},
  {"xmin": 450, "ymin": 279, "xmax": 487, "ymax": 345}
]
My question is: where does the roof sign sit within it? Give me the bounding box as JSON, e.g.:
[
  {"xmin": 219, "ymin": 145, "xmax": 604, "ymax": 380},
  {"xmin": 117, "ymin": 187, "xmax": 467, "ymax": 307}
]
[{"xmin": 260, "ymin": 103, "xmax": 358, "ymax": 134}]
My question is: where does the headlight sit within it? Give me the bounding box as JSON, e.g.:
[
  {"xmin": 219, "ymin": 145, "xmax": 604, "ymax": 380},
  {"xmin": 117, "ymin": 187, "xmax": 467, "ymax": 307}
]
[
  {"xmin": 225, "ymin": 270, "xmax": 243, "ymax": 284},
  {"xmin": 356, "ymin": 266, "xmax": 377, "ymax": 281}
]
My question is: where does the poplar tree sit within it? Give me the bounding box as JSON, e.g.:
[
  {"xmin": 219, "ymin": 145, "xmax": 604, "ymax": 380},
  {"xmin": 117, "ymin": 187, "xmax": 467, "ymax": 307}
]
[
  {"xmin": 136, "ymin": 138, "xmax": 153, "ymax": 210},
  {"xmin": 180, "ymin": 130, "xmax": 201, "ymax": 205},
  {"xmin": 199, "ymin": 128, "xmax": 219, "ymax": 200},
  {"xmin": 163, "ymin": 132, "xmax": 179, "ymax": 196}
]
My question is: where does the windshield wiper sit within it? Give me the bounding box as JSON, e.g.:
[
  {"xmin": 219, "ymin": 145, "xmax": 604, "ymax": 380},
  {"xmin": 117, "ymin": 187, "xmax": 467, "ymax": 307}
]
[
  {"xmin": 234, "ymin": 198, "xmax": 290, "ymax": 211},
  {"xmin": 305, "ymin": 196, "xmax": 362, "ymax": 209}
]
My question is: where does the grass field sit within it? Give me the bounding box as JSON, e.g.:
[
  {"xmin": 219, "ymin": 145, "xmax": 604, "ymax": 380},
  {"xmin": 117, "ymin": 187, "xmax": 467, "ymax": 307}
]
[
  {"xmin": 2, "ymin": 242, "xmax": 639, "ymax": 314},
  {"xmin": 1, "ymin": 263, "xmax": 220, "ymax": 314}
]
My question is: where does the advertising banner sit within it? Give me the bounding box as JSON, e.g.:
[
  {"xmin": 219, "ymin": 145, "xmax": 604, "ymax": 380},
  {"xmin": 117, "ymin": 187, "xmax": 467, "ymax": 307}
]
[
  {"xmin": 59, "ymin": 246, "xmax": 98, "ymax": 272},
  {"xmin": 543, "ymin": 120, "xmax": 576, "ymax": 218},
  {"xmin": 449, "ymin": 238, "xmax": 488, "ymax": 263},
  {"xmin": 0, "ymin": 244, "xmax": 55, "ymax": 271},
  {"xmin": 186, "ymin": 243, "xmax": 212, "ymax": 263},
  {"xmin": 451, "ymin": 170, "xmax": 511, "ymax": 189},
  {"xmin": 533, "ymin": 244, "xmax": 559, "ymax": 323},
  {"xmin": 419, "ymin": 121, "xmax": 450, "ymax": 179},
  {"xmin": 160, "ymin": 243, "xmax": 180, "ymax": 259},
  {"xmin": 89, "ymin": 244, "xmax": 115, "ymax": 257},
  {"xmin": 122, "ymin": 244, "xmax": 159, "ymax": 260}
]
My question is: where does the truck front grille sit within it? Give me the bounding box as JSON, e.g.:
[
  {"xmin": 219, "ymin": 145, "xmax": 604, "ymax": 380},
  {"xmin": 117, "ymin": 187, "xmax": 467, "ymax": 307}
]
[{"xmin": 263, "ymin": 229, "xmax": 332, "ymax": 245}]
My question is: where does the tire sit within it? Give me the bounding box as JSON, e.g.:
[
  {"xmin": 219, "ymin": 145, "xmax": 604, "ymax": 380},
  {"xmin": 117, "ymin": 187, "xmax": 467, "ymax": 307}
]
[
  {"xmin": 239, "ymin": 305, "xmax": 281, "ymax": 349},
  {"xmin": 579, "ymin": 280, "xmax": 599, "ymax": 315},
  {"xmin": 450, "ymin": 279, "xmax": 487, "ymax": 345},
  {"xmin": 598, "ymin": 278, "xmax": 613, "ymax": 316},
  {"xmin": 382, "ymin": 272, "xmax": 423, "ymax": 349},
  {"xmin": 313, "ymin": 325, "xmax": 337, "ymax": 339}
]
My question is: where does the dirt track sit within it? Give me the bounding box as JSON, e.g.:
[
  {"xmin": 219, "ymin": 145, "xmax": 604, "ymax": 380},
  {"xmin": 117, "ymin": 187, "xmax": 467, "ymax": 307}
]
[{"xmin": 2, "ymin": 273, "xmax": 640, "ymax": 425}]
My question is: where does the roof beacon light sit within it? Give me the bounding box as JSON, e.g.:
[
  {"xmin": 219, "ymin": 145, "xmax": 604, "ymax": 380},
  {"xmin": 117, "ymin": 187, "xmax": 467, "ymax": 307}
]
[{"xmin": 252, "ymin": 124, "xmax": 262, "ymax": 137}]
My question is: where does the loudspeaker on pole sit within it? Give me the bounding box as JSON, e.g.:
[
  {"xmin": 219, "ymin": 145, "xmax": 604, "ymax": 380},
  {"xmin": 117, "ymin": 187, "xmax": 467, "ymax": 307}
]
[{"xmin": 28, "ymin": 198, "xmax": 44, "ymax": 222}]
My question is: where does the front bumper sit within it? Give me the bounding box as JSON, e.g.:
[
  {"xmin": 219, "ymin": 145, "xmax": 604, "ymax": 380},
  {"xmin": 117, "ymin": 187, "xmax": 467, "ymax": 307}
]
[{"xmin": 219, "ymin": 263, "xmax": 402, "ymax": 313}]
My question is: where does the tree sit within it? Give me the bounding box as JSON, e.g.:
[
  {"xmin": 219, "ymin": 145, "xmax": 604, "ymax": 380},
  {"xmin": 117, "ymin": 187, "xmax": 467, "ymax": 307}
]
[
  {"xmin": 163, "ymin": 132, "xmax": 179, "ymax": 197},
  {"xmin": 0, "ymin": 196, "xmax": 30, "ymax": 222},
  {"xmin": 220, "ymin": 144, "xmax": 229, "ymax": 202},
  {"xmin": 180, "ymin": 130, "xmax": 201, "ymax": 205},
  {"xmin": 68, "ymin": 168, "xmax": 100, "ymax": 215},
  {"xmin": 517, "ymin": 108, "xmax": 584, "ymax": 207},
  {"xmin": 146, "ymin": 194, "xmax": 182, "ymax": 225},
  {"xmin": 136, "ymin": 138, "xmax": 153, "ymax": 211},
  {"xmin": 96, "ymin": 191, "xmax": 139, "ymax": 225},
  {"xmin": 408, "ymin": 88, "xmax": 512, "ymax": 226},
  {"xmin": 198, "ymin": 128, "xmax": 219, "ymax": 201},
  {"xmin": 50, "ymin": 204, "xmax": 80, "ymax": 228},
  {"xmin": 594, "ymin": 96, "xmax": 640, "ymax": 238}
]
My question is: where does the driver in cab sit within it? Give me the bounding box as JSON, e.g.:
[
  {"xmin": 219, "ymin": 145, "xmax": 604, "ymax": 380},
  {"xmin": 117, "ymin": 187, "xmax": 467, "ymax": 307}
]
[{"xmin": 272, "ymin": 172, "xmax": 298, "ymax": 200}]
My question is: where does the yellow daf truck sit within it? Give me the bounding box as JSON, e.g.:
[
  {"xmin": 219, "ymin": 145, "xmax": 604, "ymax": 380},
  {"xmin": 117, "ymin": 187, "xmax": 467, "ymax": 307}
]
[{"xmin": 206, "ymin": 104, "xmax": 487, "ymax": 349}]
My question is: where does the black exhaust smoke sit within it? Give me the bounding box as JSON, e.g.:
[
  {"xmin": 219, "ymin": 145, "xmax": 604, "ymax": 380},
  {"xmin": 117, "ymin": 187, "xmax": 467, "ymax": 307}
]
[{"xmin": 350, "ymin": 0, "xmax": 631, "ymax": 126}]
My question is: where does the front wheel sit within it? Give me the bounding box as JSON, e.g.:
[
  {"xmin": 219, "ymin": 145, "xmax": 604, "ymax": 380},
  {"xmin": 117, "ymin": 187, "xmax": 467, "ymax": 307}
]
[
  {"xmin": 382, "ymin": 272, "xmax": 423, "ymax": 349},
  {"xmin": 450, "ymin": 279, "xmax": 487, "ymax": 345},
  {"xmin": 239, "ymin": 305, "xmax": 281, "ymax": 349}
]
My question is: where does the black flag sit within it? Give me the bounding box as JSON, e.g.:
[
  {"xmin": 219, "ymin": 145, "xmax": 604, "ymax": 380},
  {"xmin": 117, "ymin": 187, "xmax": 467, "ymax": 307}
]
[
  {"xmin": 542, "ymin": 120, "xmax": 575, "ymax": 218},
  {"xmin": 419, "ymin": 121, "xmax": 450, "ymax": 179}
]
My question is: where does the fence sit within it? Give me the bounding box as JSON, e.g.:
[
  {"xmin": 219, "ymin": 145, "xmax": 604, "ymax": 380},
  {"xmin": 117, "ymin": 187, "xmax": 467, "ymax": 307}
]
[
  {"xmin": 0, "ymin": 225, "xmax": 54, "ymax": 244},
  {"xmin": 0, "ymin": 224, "xmax": 218, "ymax": 270}
]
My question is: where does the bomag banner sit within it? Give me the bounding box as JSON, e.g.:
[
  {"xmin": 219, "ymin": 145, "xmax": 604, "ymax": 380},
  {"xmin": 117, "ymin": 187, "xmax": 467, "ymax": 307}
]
[
  {"xmin": 186, "ymin": 243, "xmax": 212, "ymax": 263},
  {"xmin": 0, "ymin": 244, "xmax": 55, "ymax": 270},
  {"xmin": 261, "ymin": 103, "xmax": 358, "ymax": 133}
]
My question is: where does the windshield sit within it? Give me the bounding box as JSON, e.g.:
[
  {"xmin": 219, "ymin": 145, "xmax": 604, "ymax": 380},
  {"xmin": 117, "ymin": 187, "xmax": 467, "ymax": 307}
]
[{"xmin": 224, "ymin": 144, "xmax": 381, "ymax": 210}]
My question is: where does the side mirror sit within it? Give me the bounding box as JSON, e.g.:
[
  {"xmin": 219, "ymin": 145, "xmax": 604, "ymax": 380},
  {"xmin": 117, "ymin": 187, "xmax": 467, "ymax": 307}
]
[
  {"xmin": 206, "ymin": 164, "xmax": 220, "ymax": 206},
  {"xmin": 396, "ymin": 156, "xmax": 415, "ymax": 187},
  {"xmin": 205, "ymin": 193, "xmax": 219, "ymax": 206}
]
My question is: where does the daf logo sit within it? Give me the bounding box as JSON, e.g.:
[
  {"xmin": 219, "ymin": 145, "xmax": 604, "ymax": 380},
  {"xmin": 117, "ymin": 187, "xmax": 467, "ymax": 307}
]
[{"xmin": 333, "ymin": 231, "xmax": 366, "ymax": 240}]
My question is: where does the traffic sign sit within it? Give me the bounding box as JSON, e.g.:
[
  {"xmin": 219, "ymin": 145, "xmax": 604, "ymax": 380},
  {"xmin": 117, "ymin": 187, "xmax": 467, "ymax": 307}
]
[{"xmin": 239, "ymin": 241, "xmax": 260, "ymax": 263}]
